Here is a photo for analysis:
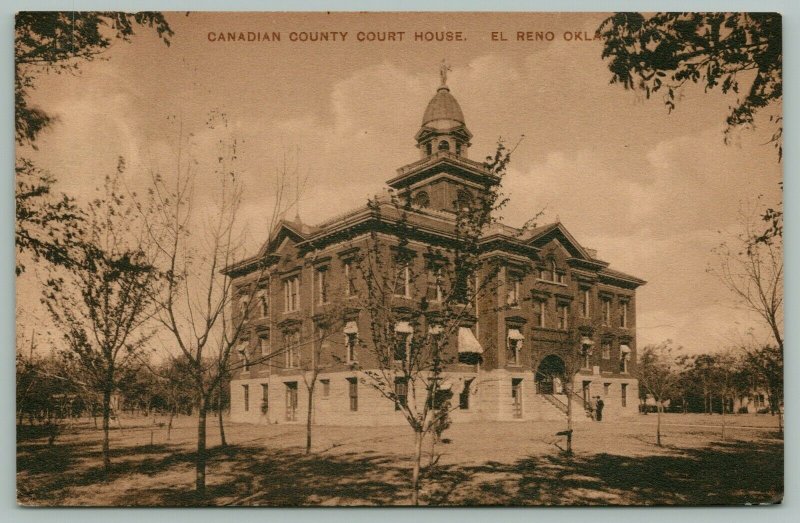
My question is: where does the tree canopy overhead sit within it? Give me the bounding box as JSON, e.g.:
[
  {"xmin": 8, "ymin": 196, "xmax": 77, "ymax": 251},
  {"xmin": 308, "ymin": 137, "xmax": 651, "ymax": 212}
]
[{"xmin": 599, "ymin": 12, "xmax": 782, "ymax": 157}]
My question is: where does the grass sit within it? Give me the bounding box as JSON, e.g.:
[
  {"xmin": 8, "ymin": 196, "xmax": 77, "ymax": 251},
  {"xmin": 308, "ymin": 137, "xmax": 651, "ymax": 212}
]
[{"xmin": 16, "ymin": 412, "xmax": 783, "ymax": 506}]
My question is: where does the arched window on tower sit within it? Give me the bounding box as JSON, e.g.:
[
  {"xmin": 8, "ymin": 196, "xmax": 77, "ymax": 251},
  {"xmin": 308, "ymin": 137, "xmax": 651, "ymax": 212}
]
[
  {"xmin": 455, "ymin": 142, "xmax": 462, "ymax": 155},
  {"xmin": 426, "ymin": 142, "xmax": 432, "ymax": 156},
  {"xmin": 438, "ymin": 139, "xmax": 450, "ymax": 152},
  {"xmin": 455, "ymin": 189, "xmax": 473, "ymax": 212},
  {"xmin": 413, "ymin": 191, "xmax": 430, "ymax": 208}
]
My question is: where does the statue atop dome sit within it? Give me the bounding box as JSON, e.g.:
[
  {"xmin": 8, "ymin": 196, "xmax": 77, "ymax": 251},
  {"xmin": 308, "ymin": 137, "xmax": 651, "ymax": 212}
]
[{"xmin": 439, "ymin": 58, "xmax": 451, "ymax": 87}]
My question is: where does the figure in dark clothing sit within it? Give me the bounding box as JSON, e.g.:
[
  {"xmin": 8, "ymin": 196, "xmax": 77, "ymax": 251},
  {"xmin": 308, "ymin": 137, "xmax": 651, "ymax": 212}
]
[{"xmin": 595, "ymin": 396, "xmax": 604, "ymax": 421}]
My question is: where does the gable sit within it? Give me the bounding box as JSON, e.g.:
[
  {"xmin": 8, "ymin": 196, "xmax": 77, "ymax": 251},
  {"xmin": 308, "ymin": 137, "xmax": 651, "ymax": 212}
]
[{"xmin": 526, "ymin": 222, "xmax": 591, "ymax": 260}]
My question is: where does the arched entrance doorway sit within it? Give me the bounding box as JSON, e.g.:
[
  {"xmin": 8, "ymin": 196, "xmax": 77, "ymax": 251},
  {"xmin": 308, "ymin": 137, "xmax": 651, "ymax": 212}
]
[{"xmin": 535, "ymin": 355, "xmax": 566, "ymax": 395}]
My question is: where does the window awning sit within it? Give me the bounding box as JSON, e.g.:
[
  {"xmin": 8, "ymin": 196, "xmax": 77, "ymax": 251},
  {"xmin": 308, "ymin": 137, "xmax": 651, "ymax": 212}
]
[
  {"xmin": 580, "ymin": 336, "xmax": 595, "ymax": 346},
  {"xmin": 508, "ymin": 328, "xmax": 525, "ymax": 341},
  {"xmin": 428, "ymin": 324, "xmax": 444, "ymax": 335},
  {"xmin": 395, "ymin": 321, "xmax": 413, "ymax": 334},
  {"xmin": 620, "ymin": 344, "xmax": 631, "ymax": 354},
  {"xmin": 343, "ymin": 321, "xmax": 359, "ymax": 334},
  {"xmin": 458, "ymin": 327, "xmax": 484, "ymax": 354}
]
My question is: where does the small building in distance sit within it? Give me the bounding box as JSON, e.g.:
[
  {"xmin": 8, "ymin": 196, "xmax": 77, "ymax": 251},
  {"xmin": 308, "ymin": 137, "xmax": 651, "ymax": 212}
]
[{"xmin": 226, "ymin": 75, "xmax": 646, "ymax": 426}]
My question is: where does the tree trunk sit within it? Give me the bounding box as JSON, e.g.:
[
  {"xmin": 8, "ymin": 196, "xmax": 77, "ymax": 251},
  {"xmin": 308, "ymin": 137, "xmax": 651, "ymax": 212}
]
[
  {"xmin": 196, "ymin": 398, "xmax": 208, "ymax": 497},
  {"xmin": 102, "ymin": 388, "xmax": 112, "ymax": 474},
  {"xmin": 305, "ymin": 384, "xmax": 314, "ymax": 455},
  {"xmin": 410, "ymin": 430, "xmax": 425, "ymax": 505},
  {"xmin": 566, "ymin": 383, "xmax": 574, "ymax": 455},
  {"xmin": 217, "ymin": 393, "xmax": 227, "ymax": 447},
  {"xmin": 167, "ymin": 406, "xmax": 175, "ymax": 441},
  {"xmin": 721, "ymin": 395, "xmax": 726, "ymax": 441},
  {"xmin": 656, "ymin": 401, "xmax": 662, "ymax": 446}
]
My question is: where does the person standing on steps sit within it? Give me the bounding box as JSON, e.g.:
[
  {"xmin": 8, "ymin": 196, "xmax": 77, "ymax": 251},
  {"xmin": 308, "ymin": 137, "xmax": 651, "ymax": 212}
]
[{"xmin": 595, "ymin": 396, "xmax": 605, "ymax": 422}]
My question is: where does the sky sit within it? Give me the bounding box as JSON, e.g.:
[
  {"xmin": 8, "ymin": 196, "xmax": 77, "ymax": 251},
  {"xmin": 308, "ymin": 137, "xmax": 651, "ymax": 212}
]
[{"xmin": 17, "ymin": 12, "xmax": 783, "ymax": 354}]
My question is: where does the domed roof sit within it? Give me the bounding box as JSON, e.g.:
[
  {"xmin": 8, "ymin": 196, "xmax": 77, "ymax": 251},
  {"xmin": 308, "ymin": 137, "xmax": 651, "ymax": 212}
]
[{"xmin": 421, "ymin": 86, "xmax": 466, "ymax": 130}]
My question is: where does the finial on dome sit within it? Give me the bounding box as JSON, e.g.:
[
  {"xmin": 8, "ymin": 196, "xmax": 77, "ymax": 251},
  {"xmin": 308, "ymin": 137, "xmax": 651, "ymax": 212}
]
[{"xmin": 439, "ymin": 58, "xmax": 451, "ymax": 89}]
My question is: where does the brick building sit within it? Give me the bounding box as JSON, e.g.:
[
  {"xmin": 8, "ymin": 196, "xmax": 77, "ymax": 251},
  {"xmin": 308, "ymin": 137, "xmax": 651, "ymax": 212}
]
[{"xmin": 227, "ymin": 78, "xmax": 645, "ymax": 426}]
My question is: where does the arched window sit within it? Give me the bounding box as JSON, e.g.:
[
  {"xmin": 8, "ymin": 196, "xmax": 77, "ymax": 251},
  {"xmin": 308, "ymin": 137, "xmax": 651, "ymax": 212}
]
[
  {"xmin": 455, "ymin": 142, "xmax": 462, "ymax": 155},
  {"xmin": 456, "ymin": 189, "xmax": 473, "ymax": 211},
  {"xmin": 413, "ymin": 191, "xmax": 430, "ymax": 208},
  {"xmin": 426, "ymin": 142, "xmax": 432, "ymax": 156},
  {"xmin": 438, "ymin": 139, "xmax": 450, "ymax": 152}
]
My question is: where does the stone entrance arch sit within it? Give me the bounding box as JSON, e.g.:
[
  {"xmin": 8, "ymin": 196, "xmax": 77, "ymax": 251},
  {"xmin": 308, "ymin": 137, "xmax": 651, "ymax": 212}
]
[{"xmin": 535, "ymin": 354, "xmax": 566, "ymax": 394}]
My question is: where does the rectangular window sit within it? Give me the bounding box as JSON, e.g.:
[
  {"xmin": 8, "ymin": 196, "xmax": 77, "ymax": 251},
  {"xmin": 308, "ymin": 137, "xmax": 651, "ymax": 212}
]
[
  {"xmin": 426, "ymin": 268, "xmax": 443, "ymax": 302},
  {"xmin": 283, "ymin": 276, "xmax": 300, "ymax": 312},
  {"xmin": 602, "ymin": 298, "xmax": 611, "ymax": 325},
  {"xmin": 621, "ymin": 383, "xmax": 628, "ymax": 407},
  {"xmin": 344, "ymin": 261, "xmax": 357, "ymax": 297},
  {"xmin": 345, "ymin": 332, "xmax": 358, "ymax": 363},
  {"xmin": 261, "ymin": 383, "xmax": 268, "ymax": 412},
  {"xmin": 534, "ymin": 300, "xmax": 546, "ymax": 328},
  {"xmin": 284, "ymin": 331, "xmax": 300, "ymax": 368},
  {"xmin": 257, "ymin": 287, "xmax": 269, "ymax": 318},
  {"xmin": 394, "ymin": 264, "xmax": 411, "ymax": 297},
  {"xmin": 601, "ymin": 340, "xmax": 611, "ymax": 360},
  {"xmin": 459, "ymin": 378, "xmax": 474, "ymax": 410},
  {"xmin": 348, "ymin": 378, "xmax": 358, "ymax": 411},
  {"xmin": 620, "ymin": 300, "xmax": 628, "ymax": 328},
  {"xmin": 238, "ymin": 342, "xmax": 250, "ymax": 371},
  {"xmin": 320, "ymin": 379, "xmax": 330, "ymax": 398},
  {"xmin": 511, "ymin": 378, "xmax": 523, "ymax": 418},
  {"xmin": 285, "ymin": 382, "xmax": 298, "ymax": 421},
  {"xmin": 507, "ymin": 334, "xmax": 522, "ymax": 366},
  {"xmin": 604, "ymin": 383, "xmax": 610, "ymax": 396},
  {"xmin": 317, "ymin": 267, "xmax": 329, "ymax": 304},
  {"xmin": 506, "ymin": 274, "xmax": 521, "ymax": 307},
  {"xmin": 557, "ymin": 304, "xmax": 569, "ymax": 330},
  {"xmin": 581, "ymin": 288, "xmax": 591, "ymax": 318},
  {"xmin": 259, "ymin": 332, "xmax": 270, "ymax": 357},
  {"xmin": 242, "ymin": 384, "xmax": 250, "ymax": 412},
  {"xmin": 395, "ymin": 378, "xmax": 408, "ymax": 410},
  {"xmin": 557, "ymin": 272, "xmax": 566, "ymax": 284},
  {"xmin": 394, "ymin": 332, "xmax": 410, "ymax": 362}
]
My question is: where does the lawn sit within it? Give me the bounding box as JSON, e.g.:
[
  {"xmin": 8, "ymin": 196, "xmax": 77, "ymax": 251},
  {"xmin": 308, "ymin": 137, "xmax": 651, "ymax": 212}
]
[{"xmin": 16, "ymin": 412, "xmax": 783, "ymax": 506}]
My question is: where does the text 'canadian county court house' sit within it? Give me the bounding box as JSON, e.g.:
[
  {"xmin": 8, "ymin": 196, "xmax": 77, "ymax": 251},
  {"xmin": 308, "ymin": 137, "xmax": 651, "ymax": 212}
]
[{"xmin": 226, "ymin": 74, "xmax": 646, "ymax": 426}]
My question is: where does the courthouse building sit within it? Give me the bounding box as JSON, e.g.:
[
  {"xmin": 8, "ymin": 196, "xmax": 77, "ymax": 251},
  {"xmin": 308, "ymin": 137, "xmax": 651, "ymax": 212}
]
[{"xmin": 227, "ymin": 76, "xmax": 646, "ymax": 426}]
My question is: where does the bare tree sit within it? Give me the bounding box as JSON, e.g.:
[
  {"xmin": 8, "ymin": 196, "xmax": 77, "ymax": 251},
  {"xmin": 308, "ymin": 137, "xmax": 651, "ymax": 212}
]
[
  {"xmin": 346, "ymin": 141, "xmax": 534, "ymax": 504},
  {"xmin": 145, "ymin": 113, "xmax": 292, "ymax": 496},
  {"xmin": 710, "ymin": 204, "xmax": 783, "ymax": 353},
  {"xmin": 42, "ymin": 165, "xmax": 160, "ymax": 473},
  {"xmin": 636, "ymin": 342, "xmax": 680, "ymax": 446}
]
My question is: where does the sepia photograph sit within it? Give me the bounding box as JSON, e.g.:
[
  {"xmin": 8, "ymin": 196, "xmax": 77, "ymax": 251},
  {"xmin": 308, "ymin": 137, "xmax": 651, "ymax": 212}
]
[{"xmin": 14, "ymin": 11, "xmax": 783, "ymax": 507}]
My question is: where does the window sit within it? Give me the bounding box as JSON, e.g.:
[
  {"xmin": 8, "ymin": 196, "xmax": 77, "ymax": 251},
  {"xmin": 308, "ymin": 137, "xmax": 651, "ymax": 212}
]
[
  {"xmin": 344, "ymin": 261, "xmax": 357, "ymax": 297},
  {"xmin": 242, "ymin": 384, "xmax": 250, "ymax": 412},
  {"xmin": 459, "ymin": 378, "xmax": 474, "ymax": 410},
  {"xmin": 394, "ymin": 332, "xmax": 410, "ymax": 362},
  {"xmin": 426, "ymin": 267, "xmax": 443, "ymax": 302},
  {"xmin": 426, "ymin": 142, "xmax": 432, "ymax": 156},
  {"xmin": 620, "ymin": 300, "xmax": 628, "ymax": 328},
  {"xmin": 533, "ymin": 300, "xmax": 546, "ymax": 328},
  {"xmin": 601, "ymin": 340, "xmax": 611, "ymax": 360},
  {"xmin": 604, "ymin": 383, "xmax": 611, "ymax": 396},
  {"xmin": 557, "ymin": 272, "xmax": 566, "ymax": 284},
  {"xmin": 283, "ymin": 276, "xmax": 300, "ymax": 312},
  {"xmin": 557, "ymin": 304, "xmax": 569, "ymax": 330},
  {"xmin": 413, "ymin": 191, "xmax": 430, "ymax": 208},
  {"xmin": 506, "ymin": 274, "xmax": 521, "ymax": 307},
  {"xmin": 320, "ymin": 379, "xmax": 330, "ymax": 398},
  {"xmin": 507, "ymin": 329, "xmax": 524, "ymax": 365},
  {"xmin": 317, "ymin": 268, "xmax": 329, "ymax": 304},
  {"xmin": 257, "ymin": 331, "xmax": 270, "ymax": 357},
  {"xmin": 238, "ymin": 342, "xmax": 250, "ymax": 371},
  {"xmin": 284, "ymin": 331, "xmax": 300, "ymax": 368},
  {"xmin": 438, "ymin": 139, "xmax": 450, "ymax": 151},
  {"xmin": 395, "ymin": 378, "xmax": 408, "ymax": 410},
  {"xmin": 347, "ymin": 378, "xmax": 358, "ymax": 411},
  {"xmin": 602, "ymin": 298, "xmax": 611, "ymax": 325},
  {"xmin": 621, "ymin": 383, "xmax": 628, "ymax": 407},
  {"xmin": 256, "ymin": 287, "xmax": 269, "ymax": 318},
  {"xmin": 345, "ymin": 331, "xmax": 358, "ymax": 363},
  {"xmin": 394, "ymin": 264, "xmax": 411, "ymax": 298},
  {"xmin": 580, "ymin": 288, "xmax": 591, "ymax": 318},
  {"xmin": 620, "ymin": 347, "xmax": 630, "ymax": 374},
  {"xmin": 539, "ymin": 266, "xmax": 550, "ymax": 281},
  {"xmin": 550, "ymin": 260, "xmax": 558, "ymax": 282},
  {"xmin": 285, "ymin": 382, "xmax": 298, "ymax": 421},
  {"xmin": 261, "ymin": 383, "xmax": 268, "ymax": 413},
  {"xmin": 239, "ymin": 294, "xmax": 251, "ymax": 319},
  {"xmin": 511, "ymin": 378, "xmax": 523, "ymax": 418},
  {"xmin": 456, "ymin": 189, "xmax": 473, "ymax": 212}
]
